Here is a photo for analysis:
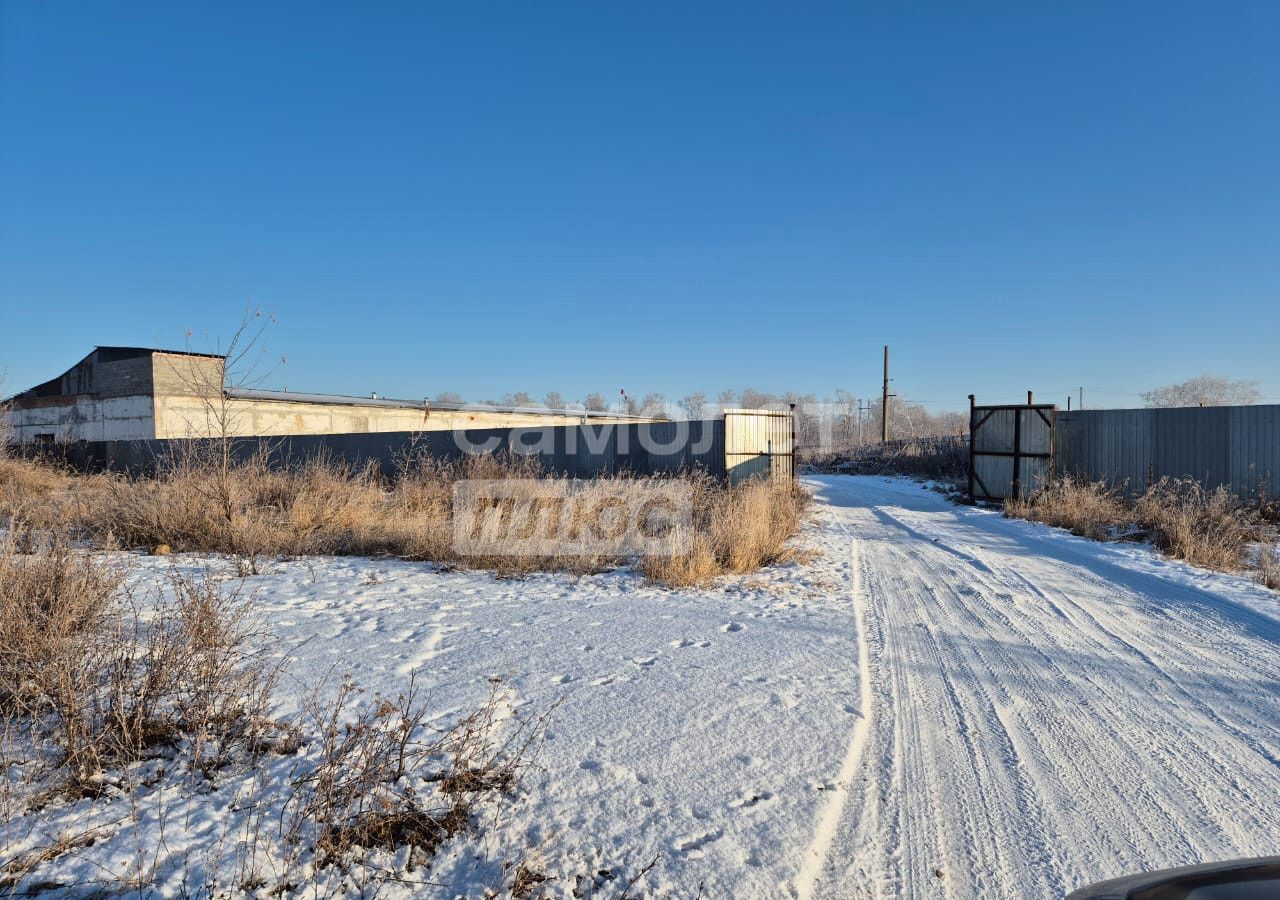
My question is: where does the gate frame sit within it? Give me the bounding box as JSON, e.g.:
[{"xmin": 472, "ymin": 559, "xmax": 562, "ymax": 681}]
[{"xmin": 968, "ymin": 394, "xmax": 1056, "ymax": 503}]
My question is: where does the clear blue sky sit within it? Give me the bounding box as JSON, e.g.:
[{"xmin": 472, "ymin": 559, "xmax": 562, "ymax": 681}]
[{"xmin": 3, "ymin": 1, "xmax": 1278, "ymax": 410}]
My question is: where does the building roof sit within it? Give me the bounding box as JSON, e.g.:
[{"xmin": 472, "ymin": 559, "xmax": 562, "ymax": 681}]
[{"xmin": 96, "ymin": 346, "xmax": 226, "ymax": 360}]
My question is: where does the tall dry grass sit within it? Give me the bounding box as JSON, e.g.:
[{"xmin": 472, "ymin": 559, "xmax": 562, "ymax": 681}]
[
  {"xmin": 1003, "ymin": 478, "xmax": 1130, "ymax": 542},
  {"xmin": 1006, "ymin": 475, "xmax": 1277, "ymax": 584},
  {"xmin": 641, "ymin": 476, "xmax": 810, "ymax": 587},
  {"xmin": 0, "ymin": 523, "xmax": 280, "ymax": 783},
  {"xmin": 1134, "ymin": 477, "xmax": 1267, "ymax": 571},
  {"xmin": 1, "ymin": 451, "xmax": 810, "ymax": 585}
]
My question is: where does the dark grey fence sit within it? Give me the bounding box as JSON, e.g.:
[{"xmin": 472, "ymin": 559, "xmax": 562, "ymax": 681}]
[
  {"xmin": 1054, "ymin": 404, "xmax": 1280, "ymax": 498},
  {"xmin": 29, "ymin": 420, "xmax": 731, "ymax": 480}
]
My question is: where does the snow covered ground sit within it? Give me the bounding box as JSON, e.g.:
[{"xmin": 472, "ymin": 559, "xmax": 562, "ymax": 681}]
[{"xmin": 12, "ymin": 475, "xmax": 1280, "ymax": 898}]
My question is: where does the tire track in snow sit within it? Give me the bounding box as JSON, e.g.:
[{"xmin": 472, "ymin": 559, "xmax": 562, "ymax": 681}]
[
  {"xmin": 792, "ymin": 535, "xmax": 872, "ymax": 900},
  {"xmin": 801, "ymin": 475, "xmax": 1280, "ymax": 897}
]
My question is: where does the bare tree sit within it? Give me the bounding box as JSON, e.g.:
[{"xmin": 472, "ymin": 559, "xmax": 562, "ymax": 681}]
[
  {"xmin": 500, "ymin": 391, "xmax": 535, "ymax": 408},
  {"xmin": 1142, "ymin": 375, "xmax": 1261, "ymax": 408},
  {"xmin": 159, "ymin": 311, "xmax": 279, "ymax": 560},
  {"xmin": 582, "ymin": 392, "xmax": 607, "ymax": 413},
  {"xmin": 433, "ymin": 391, "xmax": 462, "ymax": 404},
  {"xmin": 678, "ymin": 392, "xmax": 708, "ymax": 421},
  {"xmin": 638, "ymin": 392, "xmax": 667, "ymax": 417},
  {"xmin": 543, "ymin": 391, "xmax": 565, "ymax": 410},
  {"xmin": 717, "ymin": 389, "xmax": 737, "ymax": 409}
]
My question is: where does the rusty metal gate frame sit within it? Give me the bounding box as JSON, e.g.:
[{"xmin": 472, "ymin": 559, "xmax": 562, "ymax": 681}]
[{"xmin": 968, "ymin": 397, "xmax": 1056, "ymax": 503}]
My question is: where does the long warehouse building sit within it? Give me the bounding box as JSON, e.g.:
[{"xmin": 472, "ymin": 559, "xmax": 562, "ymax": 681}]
[{"xmin": 4, "ymin": 346, "xmax": 654, "ymax": 443}]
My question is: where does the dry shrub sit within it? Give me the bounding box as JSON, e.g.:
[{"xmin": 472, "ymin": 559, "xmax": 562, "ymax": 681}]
[
  {"xmin": 287, "ymin": 674, "xmax": 551, "ymax": 870},
  {"xmin": 1135, "ymin": 477, "xmax": 1266, "ymax": 571},
  {"xmin": 1, "ymin": 523, "xmax": 553, "ymax": 892},
  {"xmin": 1004, "ymin": 477, "xmax": 1130, "ymax": 542},
  {"xmin": 0, "ymin": 528, "xmax": 280, "ymax": 783},
  {"xmin": 1258, "ymin": 546, "xmax": 1280, "ymax": 590},
  {"xmin": 642, "ymin": 476, "xmax": 810, "ymax": 587},
  {"xmin": 0, "ymin": 526, "xmax": 123, "ymax": 781}
]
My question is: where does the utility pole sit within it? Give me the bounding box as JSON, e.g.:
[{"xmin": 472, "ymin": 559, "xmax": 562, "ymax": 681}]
[
  {"xmin": 857, "ymin": 399, "xmax": 870, "ymax": 445},
  {"xmin": 1079, "ymin": 387, "xmax": 1084, "ymax": 410},
  {"xmin": 881, "ymin": 345, "xmax": 891, "ymax": 443}
]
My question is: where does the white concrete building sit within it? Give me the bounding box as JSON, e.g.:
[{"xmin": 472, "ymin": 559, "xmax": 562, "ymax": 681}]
[{"xmin": 3, "ymin": 347, "xmax": 652, "ymax": 443}]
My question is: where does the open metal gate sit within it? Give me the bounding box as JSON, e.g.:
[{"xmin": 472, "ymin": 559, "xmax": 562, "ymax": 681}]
[
  {"xmin": 968, "ymin": 396, "xmax": 1055, "ymax": 502},
  {"xmin": 724, "ymin": 409, "xmax": 795, "ymax": 483}
]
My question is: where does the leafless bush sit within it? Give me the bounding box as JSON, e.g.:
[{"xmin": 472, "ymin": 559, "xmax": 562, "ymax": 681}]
[
  {"xmin": 0, "ymin": 526, "xmax": 122, "ymax": 780},
  {"xmin": 1, "ymin": 530, "xmax": 555, "ymax": 893},
  {"xmin": 286, "ymin": 674, "xmax": 552, "ymax": 873},
  {"xmin": 1004, "ymin": 478, "xmax": 1130, "ymax": 542},
  {"xmin": 0, "ymin": 530, "xmax": 279, "ymax": 785},
  {"xmin": 165, "ymin": 570, "xmax": 285, "ymax": 773},
  {"xmin": 1135, "ymin": 477, "xmax": 1266, "ymax": 571}
]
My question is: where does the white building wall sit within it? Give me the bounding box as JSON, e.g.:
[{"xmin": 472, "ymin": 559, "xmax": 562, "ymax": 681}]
[
  {"xmin": 7, "ymin": 395, "xmax": 156, "ymax": 443},
  {"xmin": 152, "ymin": 396, "xmax": 633, "ymax": 439}
]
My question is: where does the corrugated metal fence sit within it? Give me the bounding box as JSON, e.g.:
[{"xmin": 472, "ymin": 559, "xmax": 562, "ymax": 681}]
[
  {"xmin": 1055, "ymin": 404, "xmax": 1280, "ymax": 498},
  {"xmin": 32, "ymin": 412, "xmax": 797, "ymax": 484}
]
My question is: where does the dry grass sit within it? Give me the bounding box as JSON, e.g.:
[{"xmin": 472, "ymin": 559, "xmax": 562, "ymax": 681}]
[
  {"xmin": 1258, "ymin": 546, "xmax": 1280, "ymax": 590},
  {"xmin": 0, "ymin": 524, "xmax": 281, "ymax": 784},
  {"xmin": 0, "ymin": 456, "xmax": 72, "ymax": 515},
  {"xmin": 285, "ymin": 673, "xmax": 552, "ymax": 875},
  {"xmin": 0, "ymin": 528, "xmax": 554, "ymax": 893},
  {"xmin": 641, "ymin": 476, "xmax": 811, "ymax": 587},
  {"xmin": 1007, "ymin": 475, "xmax": 1277, "ymax": 584},
  {"xmin": 1003, "ymin": 478, "xmax": 1130, "ymax": 542},
  {"xmin": 1, "ymin": 452, "xmax": 810, "ymax": 586},
  {"xmin": 1134, "ymin": 477, "xmax": 1266, "ymax": 571}
]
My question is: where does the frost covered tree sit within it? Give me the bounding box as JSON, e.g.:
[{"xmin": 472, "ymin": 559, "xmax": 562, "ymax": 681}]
[
  {"xmin": 501, "ymin": 392, "xmax": 535, "ymax": 408},
  {"xmin": 678, "ymin": 392, "xmax": 708, "ymax": 420},
  {"xmin": 1141, "ymin": 375, "xmax": 1261, "ymax": 408}
]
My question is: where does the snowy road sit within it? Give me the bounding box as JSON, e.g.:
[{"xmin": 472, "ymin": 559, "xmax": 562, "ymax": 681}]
[
  {"xmin": 801, "ymin": 476, "xmax": 1280, "ymax": 899},
  {"xmin": 70, "ymin": 475, "xmax": 1280, "ymax": 898}
]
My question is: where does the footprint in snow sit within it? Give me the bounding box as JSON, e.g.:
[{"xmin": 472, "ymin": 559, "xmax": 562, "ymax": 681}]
[
  {"xmin": 728, "ymin": 790, "xmax": 775, "ymax": 810},
  {"xmin": 722, "ymin": 622, "xmax": 745, "ymax": 633},
  {"xmin": 675, "ymin": 829, "xmax": 724, "ymax": 857}
]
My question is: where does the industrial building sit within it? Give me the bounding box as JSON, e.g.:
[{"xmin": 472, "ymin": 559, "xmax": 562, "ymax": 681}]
[{"xmin": 3, "ymin": 346, "xmax": 654, "ymax": 443}]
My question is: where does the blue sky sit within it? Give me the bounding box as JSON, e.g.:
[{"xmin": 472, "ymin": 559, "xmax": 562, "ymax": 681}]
[{"xmin": 2, "ymin": 2, "xmax": 1278, "ymax": 411}]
